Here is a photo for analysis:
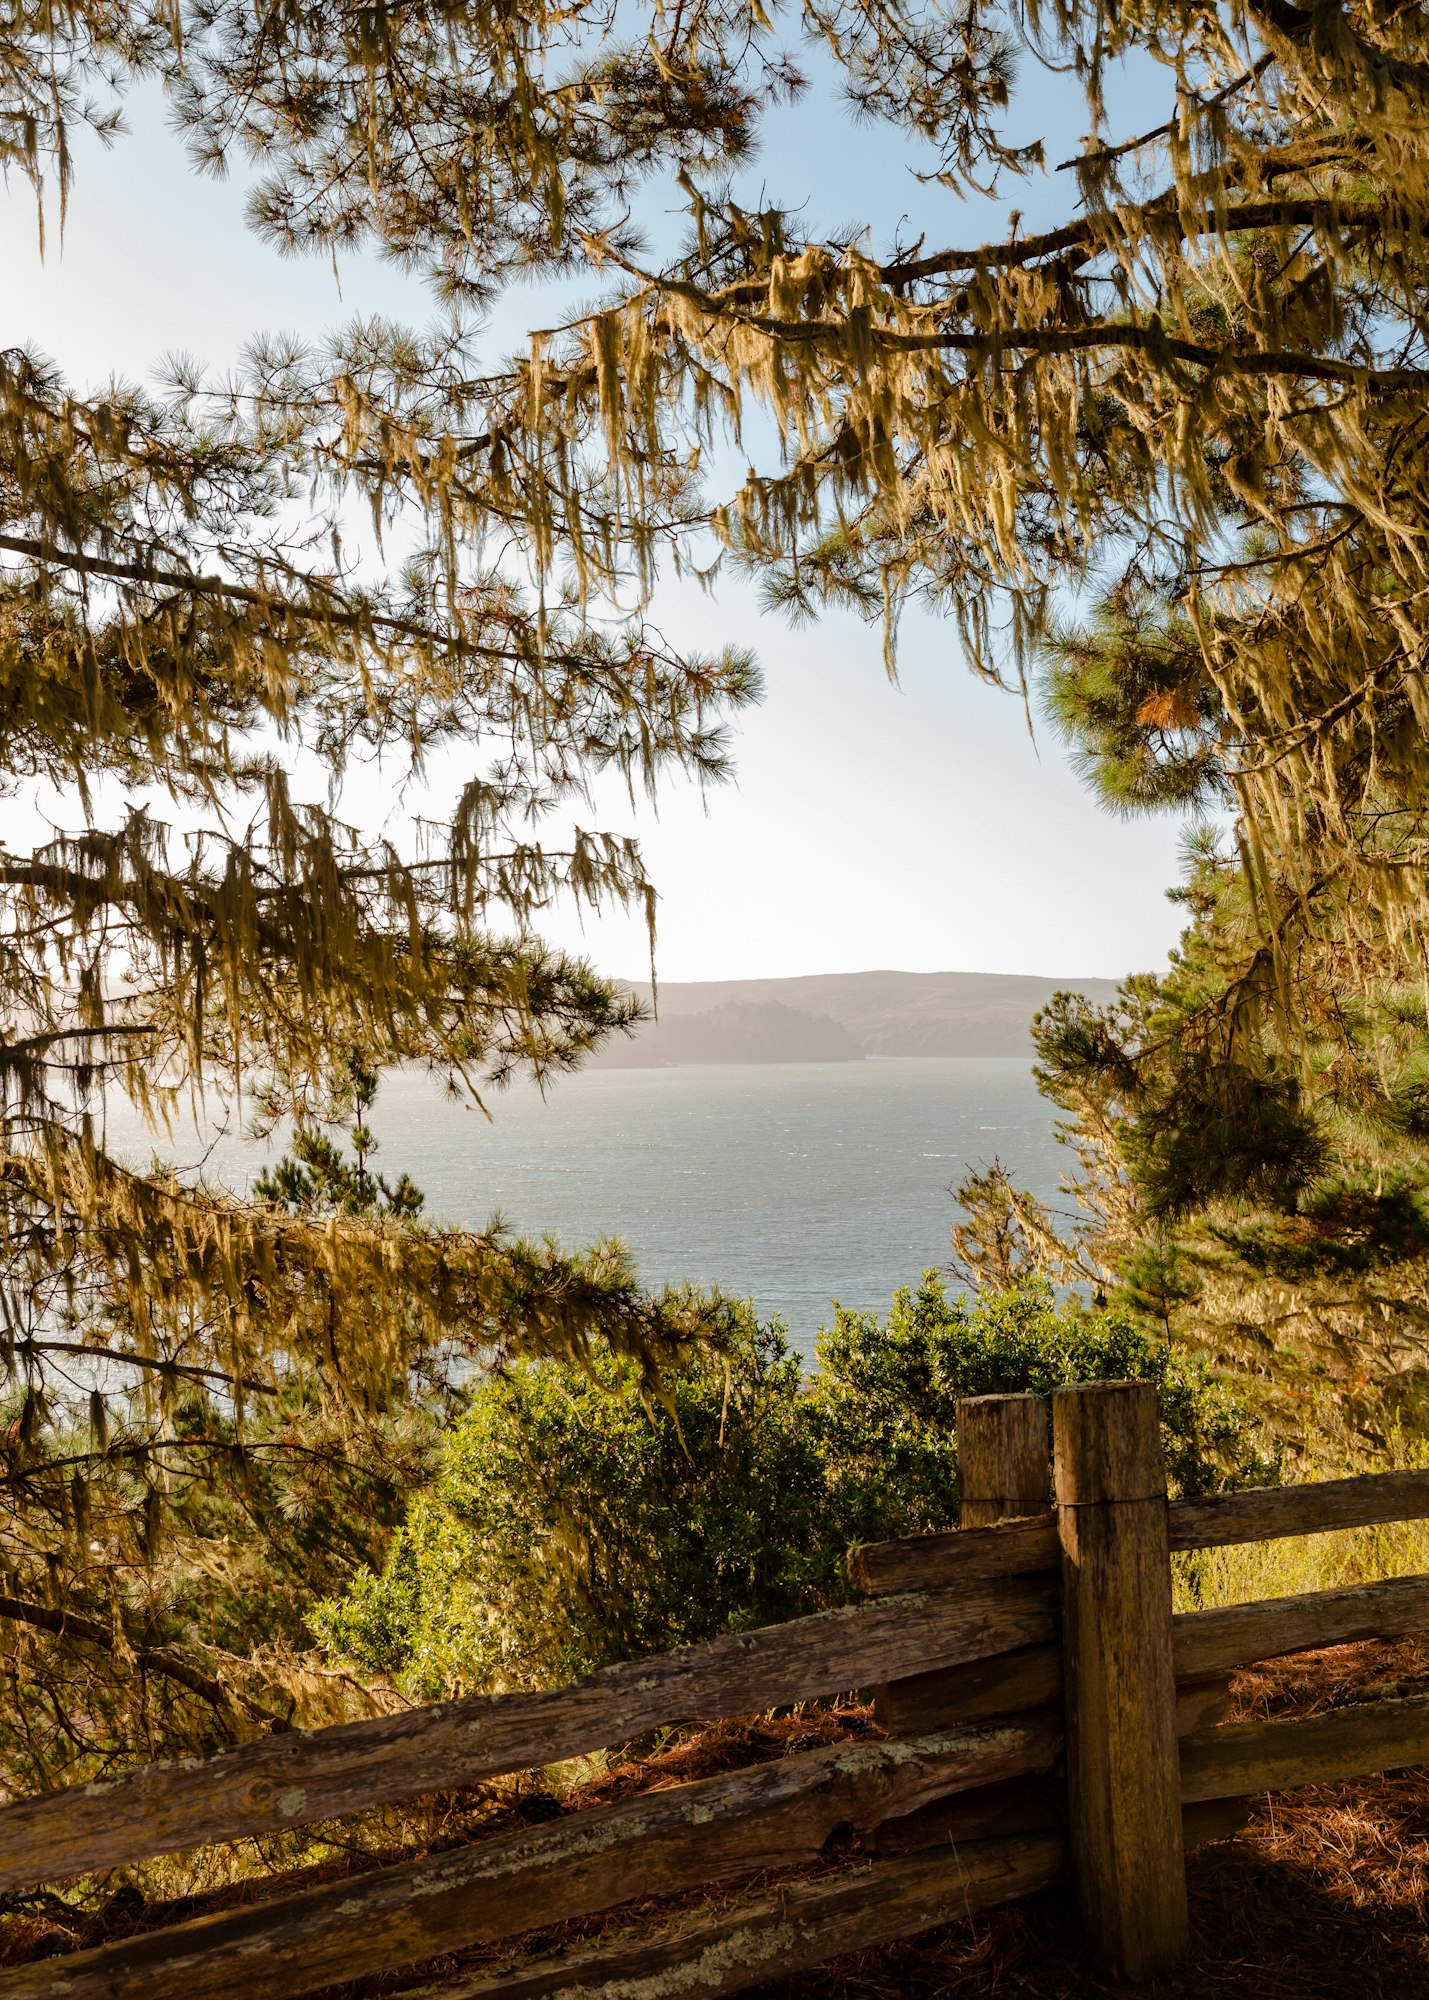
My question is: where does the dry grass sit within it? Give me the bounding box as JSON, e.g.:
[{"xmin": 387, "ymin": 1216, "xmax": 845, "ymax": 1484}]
[
  {"xmin": 1173, "ymin": 1514, "xmax": 1429, "ymax": 1613},
  {"xmin": 1174, "ymin": 1435, "xmax": 1429, "ymax": 1614},
  {"xmin": 1176, "ymin": 1512, "xmax": 1424, "ymax": 1624}
]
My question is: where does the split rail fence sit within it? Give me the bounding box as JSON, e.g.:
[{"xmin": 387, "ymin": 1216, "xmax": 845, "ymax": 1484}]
[{"xmin": 5, "ymin": 1379, "xmax": 1429, "ymax": 1995}]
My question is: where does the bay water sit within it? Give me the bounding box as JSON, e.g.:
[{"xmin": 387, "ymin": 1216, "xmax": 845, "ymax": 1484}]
[{"xmin": 119, "ymin": 1057, "xmax": 1069, "ymax": 1360}]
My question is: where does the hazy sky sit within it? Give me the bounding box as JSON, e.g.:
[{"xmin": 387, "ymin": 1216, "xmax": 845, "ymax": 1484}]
[{"xmin": 5, "ymin": 47, "xmax": 1193, "ymax": 984}]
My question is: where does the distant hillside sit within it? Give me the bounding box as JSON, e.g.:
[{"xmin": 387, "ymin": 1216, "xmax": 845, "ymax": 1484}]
[
  {"xmin": 592, "ymin": 969, "xmax": 1123, "ymax": 1064},
  {"xmin": 595, "ymin": 1000, "xmax": 863, "ymax": 1068}
]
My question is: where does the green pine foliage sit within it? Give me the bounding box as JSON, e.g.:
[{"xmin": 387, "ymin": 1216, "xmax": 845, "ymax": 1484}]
[
  {"xmin": 316, "ymin": 1277, "xmax": 1273, "ymax": 1700},
  {"xmin": 252, "ymin": 1061, "xmax": 426, "ymax": 1221},
  {"xmin": 0, "ymin": 1072, "xmax": 733, "ymax": 1793},
  {"xmin": 954, "ymin": 834, "xmax": 1429, "ymax": 1454}
]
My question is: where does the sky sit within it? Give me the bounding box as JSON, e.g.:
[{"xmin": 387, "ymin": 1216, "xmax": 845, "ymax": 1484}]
[{"xmin": 3, "ymin": 43, "xmax": 1194, "ymax": 984}]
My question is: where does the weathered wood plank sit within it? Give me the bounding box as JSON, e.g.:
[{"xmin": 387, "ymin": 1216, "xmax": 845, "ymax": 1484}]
[
  {"xmin": 874, "ymin": 1649, "xmax": 1227, "ymax": 1738},
  {"xmin": 1172, "ymin": 1572, "xmax": 1429, "ymax": 1680},
  {"xmin": 398, "ymin": 1835, "xmax": 1066, "ymax": 2000},
  {"xmin": 849, "ymin": 1514, "xmax": 1058, "ymax": 1596},
  {"xmin": 1055, "ymin": 1381, "xmax": 1188, "ymax": 1980},
  {"xmin": 0, "ymin": 1721, "xmax": 1063, "ymax": 2000},
  {"xmin": 956, "ymin": 1395, "xmax": 1051, "ymax": 1528},
  {"xmin": 855, "ymin": 1468, "xmax": 1429, "ymax": 1597},
  {"xmin": 1181, "ymin": 1796, "xmax": 1255, "ymax": 1849},
  {"xmin": 1175, "ymin": 1677, "xmax": 1233, "ymax": 1737},
  {"xmin": 871, "ymin": 1395, "xmax": 1054, "ymax": 1741},
  {"xmin": 878, "ymin": 1785, "xmax": 1253, "ymax": 1860},
  {"xmin": 1170, "ymin": 1470, "xmax": 1429, "ymax": 1552},
  {"xmin": 0, "ymin": 1577, "xmax": 1058, "ymax": 1894},
  {"xmin": 1179, "ymin": 1693, "xmax": 1429, "ymax": 1802},
  {"xmin": 874, "ymin": 1644, "xmax": 1061, "ymax": 1733},
  {"xmin": 871, "ymin": 1396, "xmax": 1054, "ymax": 1739},
  {"xmin": 873, "ymin": 1775, "xmax": 1063, "ymax": 1854}
]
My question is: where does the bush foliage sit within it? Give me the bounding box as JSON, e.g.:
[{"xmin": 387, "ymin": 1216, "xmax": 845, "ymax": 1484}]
[{"xmin": 316, "ymin": 1277, "xmax": 1275, "ymax": 1698}]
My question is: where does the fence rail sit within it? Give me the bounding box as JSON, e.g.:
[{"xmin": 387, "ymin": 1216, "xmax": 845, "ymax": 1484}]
[
  {"xmin": 407, "ymin": 1833, "xmax": 1069, "ymax": 2000},
  {"xmin": 4, "ymin": 1385, "xmax": 1429, "ymax": 1996},
  {"xmin": 0, "ymin": 1575, "xmax": 1058, "ymax": 1893},
  {"xmin": 849, "ymin": 1464, "xmax": 1429, "ymax": 1594},
  {"xmin": 0, "ymin": 1720, "xmax": 1063, "ymax": 2000}
]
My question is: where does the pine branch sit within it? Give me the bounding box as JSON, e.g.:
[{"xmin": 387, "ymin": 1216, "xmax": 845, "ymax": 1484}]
[
  {"xmin": 1054, "ymin": 55, "xmax": 1277, "ymax": 173},
  {"xmin": 0, "ymin": 533, "xmax": 591, "ymax": 668},
  {"xmin": 13, "ymin": 1340, "xmax": 277, "ymax": 1397},
  {"xmin": 0, "ymin": 1594, "xmax": 280, "ymax": 1725},
  {"xmin": 879, "ymin": 193, "xmax": 1391, "ymax": 286}
]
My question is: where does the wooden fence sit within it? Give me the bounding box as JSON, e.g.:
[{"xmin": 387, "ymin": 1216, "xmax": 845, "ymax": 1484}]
[{"xmin": 5, "ymin": 1379, "xmax": 1429, "ymax": 1995}]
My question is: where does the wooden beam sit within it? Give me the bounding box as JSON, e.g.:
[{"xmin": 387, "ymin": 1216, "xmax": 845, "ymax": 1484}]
[
  {"xmin": 855, "ymin": 1467, "xmax": 1429, "ymax": 1595},
  {"xmin": 871, "ymin": 1395, "xmax": 1053, "ymax": 1732},
  {"xmin": 875, "ymin": 1643, "xmax": 1061, "ymax": 1733},
  {"xmin": 396, "ymin": 1835, "xmax": 1066, "ymax": 2000},
  {"xmin": 849, "ymin": 1513, "xmax": 1058, "ymax": 1597},
  {"xmin": 0, "ymin": 1576, "xmax": 1058, "ymax": 1894},
  {"xmin": 0, "ymin": 1721, "xmax": 1063, "ymax": 2000},
  {"xmin": 1055, "ymin": 1381, "xmax": 1188, "ymax": 1980},
  {"xmin": 1170, "ymin": 1470, "xmax": 1429, "ymax": 1552},
  {"xmin": 876, "ymin": 1648, "xmax": 1229, "ymax": 1738},
  {"xmin": 873, "ymin": 1775, "xmax": 1063, "ymax": 1853},
  {"xmin": 1173, "ymin": 1571, "xmax": 1429, "ymax": 1680},
  {"xmin": 956, "ymin": 1394, "xmax": 1051, "ymax": 1527},
  {"xmin": 1175, "ymin": 1677, "xmax": 1233, "ymax": 1737},
  {"xmin": 395, "ymin": 1787, "xmax": 1255, "ymax": 2000},
  {"xmin": 1181, "ymin": 1796, "xmax": 1255, "ymax": 1849},
  {"xmin": 1180, "ymin": 1692, "xmax": 1429, "ymax": 1801}
]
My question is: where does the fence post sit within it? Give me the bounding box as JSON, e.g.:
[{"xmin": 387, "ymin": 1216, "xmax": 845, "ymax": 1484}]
[
  {"xmin": 872, "ymin": 1393, "xmax": 1051, "ymax": 1733},
  {"xmin": 1053, "ymin": 1380, "xmax": 1188, "ymax": 1979},
  {"xmin": 955, "ymin": 1393, "xmax": 1051, "ymax": 1527}
]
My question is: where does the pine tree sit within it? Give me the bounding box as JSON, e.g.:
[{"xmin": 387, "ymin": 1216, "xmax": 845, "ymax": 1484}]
[
  {"xmin": 951, "ymin": 831, "xmax": 1429, "ymax": 1458},
  {"xmin": 134, "ymin": 0, "xmax": 1429, "ymax": 1104},
  {"xmin": 235, "ymin": 0, "xmax": 1429, "ymax": 988},
  {"xmin": 2, "ymin": 0, "xmax": 775, "ymax": 1771}
]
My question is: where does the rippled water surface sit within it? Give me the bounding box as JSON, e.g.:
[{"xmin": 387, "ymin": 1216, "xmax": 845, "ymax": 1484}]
[{"xmin": 117, "ymin": 1058, "xmax": 1068, "ymax": 1359}]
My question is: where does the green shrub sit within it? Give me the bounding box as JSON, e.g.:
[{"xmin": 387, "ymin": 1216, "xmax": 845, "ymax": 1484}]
[
  {"xmin": 314, "ymin": 1319, "xmax": 834, "ymax": 1699},
  {"xmin": 315, "ymin": 1276, "xmax": 1275, "ymax": 1699},
  {"xmin": 807, "ymin": 1272, "xmax": 1279, "ymax": 1532}
]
